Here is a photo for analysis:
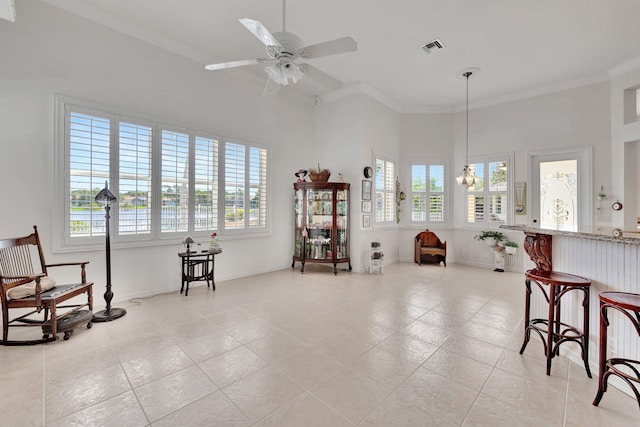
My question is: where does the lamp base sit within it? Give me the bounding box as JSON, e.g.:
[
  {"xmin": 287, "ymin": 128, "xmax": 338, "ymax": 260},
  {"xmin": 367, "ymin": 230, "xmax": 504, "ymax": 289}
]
[{"xmin": 92, "ymin": 307, "xmax": 127, "ymax": 322}]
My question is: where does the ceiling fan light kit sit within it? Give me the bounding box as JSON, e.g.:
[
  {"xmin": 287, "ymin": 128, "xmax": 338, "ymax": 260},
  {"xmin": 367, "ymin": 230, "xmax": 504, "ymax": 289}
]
[{"xmin": 205, "ymin": 1, "xmax": 357, "ymax": 95}]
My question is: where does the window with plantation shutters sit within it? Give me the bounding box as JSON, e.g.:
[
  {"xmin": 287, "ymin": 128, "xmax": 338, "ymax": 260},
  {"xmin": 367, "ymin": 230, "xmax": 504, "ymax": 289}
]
[
  {"xmin": 224, "ymin": 142, "xmax": 245, "ymax": 230},
  {"xmin": 194, "ymin": 136, "xmax": 219, "ymax": 231},
  {"xmin": 224, "ymin": 142, "xmax": 268, "ymax": 231},
  {"xmin": 466, "ymin": 157, "xmax": 509, "ymax": 225},
  {"xmin": 410, "ymin": 162, "xmax": 446, "ymax": 223},
  {"xmin": 249, "ymin": 146, "xmax": 267, "ymax": 228},
  {"xmin": 161, "ymin": 130, "xmax": 190, "ymax": 233},
  {"xmin": 67, "ymin": 111, "xmax": 111, "ymax": 237},
  {"xmin": 119, "ymin": 122, "xmax": 152, "ymax": 235},
  {"xmin": 374, "ymin": 156, "xmax": 395, "ymax": 225},
  {"xmin": 57, "ymin": 96, "xmax": 269, "ymax": 249}
]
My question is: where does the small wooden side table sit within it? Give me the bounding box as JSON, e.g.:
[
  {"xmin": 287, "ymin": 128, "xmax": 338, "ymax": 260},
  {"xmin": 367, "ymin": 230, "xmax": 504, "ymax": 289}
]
[{"xmin": 178, "ymin": 250, "xmax": 221, "ymax": 296}]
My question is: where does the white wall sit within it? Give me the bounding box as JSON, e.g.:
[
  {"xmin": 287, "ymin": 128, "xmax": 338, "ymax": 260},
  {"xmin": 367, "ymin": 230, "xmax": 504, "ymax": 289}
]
[
  {"xmin": 454, "ymin": 82, "xmax": 611, "ymax": 229},
  {"xmin": 447, "ymin": 83, "xmax": 611, "ymax": 268},
  {"xmin": 315, "ymin": 93, "xmax": 401, "ymax": 272},
  {"xmin": 0, "ymin": 1, "xmax": 315, "ymax": 302},
  {"xmin": 393, "ymin": 83, "xmax": 612, "ymax": 268},
  {"xmin": 611, "ymin": 67, "xmax": 640, "ymax": 228}
]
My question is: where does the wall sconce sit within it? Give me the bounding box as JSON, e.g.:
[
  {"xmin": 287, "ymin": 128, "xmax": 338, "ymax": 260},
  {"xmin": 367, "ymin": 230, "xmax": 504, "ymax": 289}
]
[{"xmin": 597, "ymin": 185, "xmax": 607, "ymax": 212}]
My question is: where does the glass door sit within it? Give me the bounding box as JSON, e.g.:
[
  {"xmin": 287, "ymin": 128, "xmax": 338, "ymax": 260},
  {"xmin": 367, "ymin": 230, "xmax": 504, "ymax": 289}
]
[
  {"xmin": 293, "ymin": 188, "xmax": 304, "ymax": 257},
  {"xmin": 531, "ymin": 149, "xmax": 591, "ymax": 230},
  {"xmin": 336, "ymin": 189, "xmax": 349, "ymax": 259},
  {"xmin": 306, "ymin": 188, "xmax": 333, "ymax": 260}
]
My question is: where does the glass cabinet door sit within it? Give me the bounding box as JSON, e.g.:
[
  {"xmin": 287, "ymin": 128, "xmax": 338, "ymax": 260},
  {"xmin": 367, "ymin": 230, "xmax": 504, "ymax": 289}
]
[
  {"xmin": 294, "ymin": 188, "xmax": 304, "ymax": 257},
  {"xmin": 336, "ymin": 189, "xmax": 349, "ymax": 259},
  {"xmin": 306, "ymin": 188, "xmax": 333, "ymax": 260}
]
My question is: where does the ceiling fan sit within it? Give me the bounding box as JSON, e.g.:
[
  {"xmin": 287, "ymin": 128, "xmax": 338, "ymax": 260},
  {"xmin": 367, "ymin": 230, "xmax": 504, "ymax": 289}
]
[{"xmin": 204, "ymin": 0, "xmax": 357, "ymax": 96}]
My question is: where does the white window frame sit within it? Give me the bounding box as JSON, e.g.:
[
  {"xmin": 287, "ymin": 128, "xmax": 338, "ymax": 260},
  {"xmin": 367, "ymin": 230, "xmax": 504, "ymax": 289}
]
[
  {"xmin": 54, "ymin": 96, "xmax": 270, "ymax": 251},
  {"xmin": 374, "ymin": 155, "xmax": 396, "ymax": 227},
  {"xmin": 409, "ymin": 159, "xmax": 449, "ymax": 226},
  {"xmin": 221, "ymin": 139, "xmax": 269, "ymax": 235},
  {"xmin": 464, "ymin": 153, "xmax": 513, "ymax": 228}
]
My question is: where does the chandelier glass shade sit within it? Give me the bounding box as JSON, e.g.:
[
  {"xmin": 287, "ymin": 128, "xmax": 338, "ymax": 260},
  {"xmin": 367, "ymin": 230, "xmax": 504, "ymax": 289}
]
[
  {"xmin": 457, "ymin": 70, "xmax": 478, "ymax": 189},
  {"xmin": 265, "ymin": 59, "xmax": 304, "ymax": 85}
]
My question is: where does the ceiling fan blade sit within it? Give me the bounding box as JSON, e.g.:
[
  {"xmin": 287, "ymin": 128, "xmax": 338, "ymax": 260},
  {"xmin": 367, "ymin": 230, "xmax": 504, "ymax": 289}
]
[
  {"xmin": 299, "ymin": 64, "xmax": 343, "ymax": 90},
  {"xmin": 263, "ymin": 78, "xmax": 281, "ymax": 96},
  {"xmin": 205, "ymin": 58, "xmax": 267, "ymax": 71},
  {"xmin": 298, "ymin": 37, "xmax": 357, "ymax": 59},
  {"xmin": 239, "ymin": 18, "xmax": 283, "ymax": 48}
]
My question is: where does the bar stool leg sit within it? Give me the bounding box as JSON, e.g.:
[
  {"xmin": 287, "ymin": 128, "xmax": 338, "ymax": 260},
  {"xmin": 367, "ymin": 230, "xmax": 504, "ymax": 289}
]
[
  {"xmin": 593, "ymin": 299, "xmax": 608, "ymax": 406},
  {"xmin": 519, "ymin": 279, "xmax": 533, "ymax": 354},
  {"xmin": 582, "ymin": 287, "xmax": 592, "ymax": 378},
  {"xmin": 547, "ymin": 283, "xmax": 557, "ymax": 376}
]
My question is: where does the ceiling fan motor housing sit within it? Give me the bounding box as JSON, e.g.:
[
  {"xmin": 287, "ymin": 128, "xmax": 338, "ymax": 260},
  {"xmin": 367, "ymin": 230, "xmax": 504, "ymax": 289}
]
[{"xmin": 272, "ymin": 31, "xmax": 304, "ymax": 57}]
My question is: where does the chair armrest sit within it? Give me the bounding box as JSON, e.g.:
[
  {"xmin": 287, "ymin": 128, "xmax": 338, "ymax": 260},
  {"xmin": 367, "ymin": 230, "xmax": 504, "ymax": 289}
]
[
  {"xmin": 46, "ymin": 262, "xmax": 89, "ymax": 283},
  {"xmin": 2, "ymin": 274, "xmax": 45, "ymax": 307},
  {"xmin": 45, "ymin": 262, "xmax": 89, "ymax": 268}
]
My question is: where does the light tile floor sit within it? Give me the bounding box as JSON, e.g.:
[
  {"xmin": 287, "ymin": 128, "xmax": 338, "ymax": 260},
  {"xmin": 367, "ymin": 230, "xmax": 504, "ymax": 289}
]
[{"xmin": 1, "ymin": 263, "xmax": 638, "ymax": 426}]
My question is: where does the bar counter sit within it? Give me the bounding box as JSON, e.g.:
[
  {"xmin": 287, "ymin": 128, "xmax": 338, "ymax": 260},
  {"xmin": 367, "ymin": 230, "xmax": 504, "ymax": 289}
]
[
  {"xmin": 501, "ymin": 224, "xmax": 640, "ymax": 246},
  {"xmin": 500, "ymin": 224, "xmax": 640, "ymax": 395}
]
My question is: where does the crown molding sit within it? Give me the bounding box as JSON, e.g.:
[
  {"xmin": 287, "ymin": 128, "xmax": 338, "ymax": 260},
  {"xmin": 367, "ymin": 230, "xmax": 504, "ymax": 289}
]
[
  {"xmin": 608, "ymin": 55, "xmax": 640, "ymax": 79},
  {"xmin": 452, "ymin": 71, "xmax": 611, "ymax": 112}
]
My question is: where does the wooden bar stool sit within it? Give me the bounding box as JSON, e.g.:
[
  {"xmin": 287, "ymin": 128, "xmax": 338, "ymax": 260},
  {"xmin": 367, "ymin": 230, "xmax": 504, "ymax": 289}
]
[
  {"xmin": 520, "ymin": 269, "xmax": 592, "ymax": 377},
  {"xmin": 593, "ymin": 292, "xmax": 640, "ymax": 409}
]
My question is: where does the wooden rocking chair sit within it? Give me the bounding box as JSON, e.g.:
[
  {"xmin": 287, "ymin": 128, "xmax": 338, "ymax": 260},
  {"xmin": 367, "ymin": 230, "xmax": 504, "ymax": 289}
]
[{"xmin": 0, "ymin": 226, "xmax": 93, "ymax": 345}]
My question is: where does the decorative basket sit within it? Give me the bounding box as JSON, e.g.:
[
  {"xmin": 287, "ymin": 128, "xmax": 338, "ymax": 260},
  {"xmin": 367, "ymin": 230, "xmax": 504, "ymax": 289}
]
[{"xmin": 309, "ymin": 169, "xmax": 330, "ymax": 182}]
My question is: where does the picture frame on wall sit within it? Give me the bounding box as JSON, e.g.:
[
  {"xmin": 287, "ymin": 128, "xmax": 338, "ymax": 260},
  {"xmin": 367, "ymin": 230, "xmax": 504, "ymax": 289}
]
[
  {"xmin": 362, "ymin": 180, "xmax": 372, "ymax": 201},
  {"xmin": 361, "ymin": 201, "xmax": 372, "ymax": 213},
  {"xmin": 363, "ymin": 214, "xmax": 370, "ymax": 228}
]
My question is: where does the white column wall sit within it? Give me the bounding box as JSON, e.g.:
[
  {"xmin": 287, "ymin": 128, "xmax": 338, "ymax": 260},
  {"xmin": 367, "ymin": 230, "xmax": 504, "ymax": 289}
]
[{"xmin": 315, "ymin": 94, "xmax": 401, "ymax": 272}]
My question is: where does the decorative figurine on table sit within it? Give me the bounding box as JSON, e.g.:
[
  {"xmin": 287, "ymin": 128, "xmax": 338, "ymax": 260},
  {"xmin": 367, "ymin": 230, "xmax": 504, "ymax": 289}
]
[
  {"xmin": 295, "ymin": 169, "xmax": 308, "ymax": 182},
  {"xmin": 208, "ymin": 232, "xmax": 221, "ymax": 253}
]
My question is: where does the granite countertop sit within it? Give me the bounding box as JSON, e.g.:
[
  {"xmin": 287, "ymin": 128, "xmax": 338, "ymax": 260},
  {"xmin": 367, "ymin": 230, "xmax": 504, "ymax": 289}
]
[{"xmin": 500, "ymin": 224, "xmax": 640, "ymax": 245}]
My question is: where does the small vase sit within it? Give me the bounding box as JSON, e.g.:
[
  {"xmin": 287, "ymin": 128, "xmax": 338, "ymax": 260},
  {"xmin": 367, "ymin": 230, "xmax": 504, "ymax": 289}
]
[
  {"xmin": 208, "ymin": 240, "xmax": 220, "ymax": 253},
  {"xmin": 505, "ymin": 246, "xmax": 517, "ymax": 255}
]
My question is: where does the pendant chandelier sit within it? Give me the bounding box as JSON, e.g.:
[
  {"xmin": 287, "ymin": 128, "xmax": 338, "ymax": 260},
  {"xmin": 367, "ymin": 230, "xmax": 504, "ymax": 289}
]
[{"xmin": 456, "ymin": 70, "xmax": 478, "ymax": 189}]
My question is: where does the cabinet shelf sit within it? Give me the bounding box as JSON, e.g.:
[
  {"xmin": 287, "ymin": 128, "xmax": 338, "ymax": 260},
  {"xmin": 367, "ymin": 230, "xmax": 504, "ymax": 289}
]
[{"xmin": 292, "ymin": 182, "xmax": 352, "ymax": 275}]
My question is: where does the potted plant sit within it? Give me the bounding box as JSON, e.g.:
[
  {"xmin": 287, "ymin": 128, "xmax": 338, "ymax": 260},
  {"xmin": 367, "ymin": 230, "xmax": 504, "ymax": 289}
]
[
  {"xmin": 504, "ymin": 241, "xmax": 518, "ymax": 254},
  {"xmin": 474, "ymin": 231, "xmax": 506, "ymax": 247},
  {"xmin": 370, "ymin": 240, "xmax": 383, "ymax": 262}
]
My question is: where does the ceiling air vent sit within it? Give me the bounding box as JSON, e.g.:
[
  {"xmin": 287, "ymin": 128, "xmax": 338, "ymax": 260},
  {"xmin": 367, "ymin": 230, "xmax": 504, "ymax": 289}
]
[{"xmin": 420, "ymin": 39, "xmax": 445, "ymax": 54}]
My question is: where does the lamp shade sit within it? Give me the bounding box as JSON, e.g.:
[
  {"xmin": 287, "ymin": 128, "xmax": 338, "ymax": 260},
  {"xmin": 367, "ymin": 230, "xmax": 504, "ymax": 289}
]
[
  {"xmin": 182, "ymin": 236, "xmax": 195, "ymax": 245},
  {"xmin": 456, "ymin": 165, "xmax": 477, "ymax": 189},
  {"xmin": 95, "ymin": 181, "xmax": 117, "ymax": 204}
]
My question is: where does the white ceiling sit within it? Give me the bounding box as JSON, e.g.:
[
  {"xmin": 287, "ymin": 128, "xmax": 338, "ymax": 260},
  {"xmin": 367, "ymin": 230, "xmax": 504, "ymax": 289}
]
[{"xmin": 41, "ymin": 0, "xmax": 640, "ymax": 110}]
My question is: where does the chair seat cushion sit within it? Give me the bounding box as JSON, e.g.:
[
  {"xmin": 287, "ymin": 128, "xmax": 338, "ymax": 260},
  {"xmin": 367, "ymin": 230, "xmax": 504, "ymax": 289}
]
[
  {"xmin": 419, "ymin": 247, "xmax": 446, "ymax": 256},
  {"xmin": 7, "ymin": 277, "xmax": 56, "ymax": 300}
]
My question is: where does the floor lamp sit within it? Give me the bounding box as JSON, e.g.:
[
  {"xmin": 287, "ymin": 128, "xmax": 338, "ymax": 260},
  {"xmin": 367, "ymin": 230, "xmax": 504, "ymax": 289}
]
[{"xmin": 93, "ymin": 181, "xmax": 127, "ymax": 322}]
